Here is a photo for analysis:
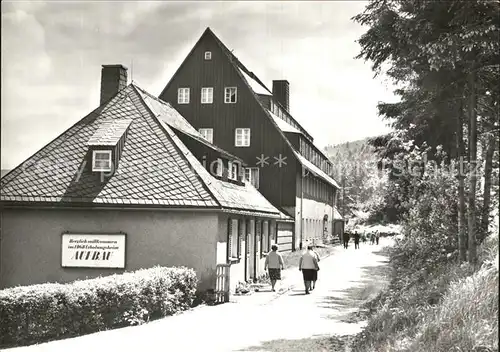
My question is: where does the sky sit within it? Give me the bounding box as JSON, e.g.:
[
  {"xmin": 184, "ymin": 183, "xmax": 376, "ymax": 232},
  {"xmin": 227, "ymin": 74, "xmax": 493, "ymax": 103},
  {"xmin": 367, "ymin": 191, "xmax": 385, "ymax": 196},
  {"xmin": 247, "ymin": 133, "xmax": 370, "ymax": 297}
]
[{"xmin": 1, "ymin": 1, "xmax": 397, "ymax": 170}]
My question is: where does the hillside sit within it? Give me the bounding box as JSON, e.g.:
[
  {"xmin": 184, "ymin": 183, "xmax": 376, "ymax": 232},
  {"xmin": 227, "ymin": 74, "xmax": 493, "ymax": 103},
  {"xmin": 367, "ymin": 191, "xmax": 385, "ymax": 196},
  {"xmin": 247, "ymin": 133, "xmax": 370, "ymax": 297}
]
[
  {"xmin": 323, "ymin": 137, "xmax": 373, "ymax": 157},
  {"xmin": 323, "ymin": 137, "xmax": 386, "ymax": 219}
]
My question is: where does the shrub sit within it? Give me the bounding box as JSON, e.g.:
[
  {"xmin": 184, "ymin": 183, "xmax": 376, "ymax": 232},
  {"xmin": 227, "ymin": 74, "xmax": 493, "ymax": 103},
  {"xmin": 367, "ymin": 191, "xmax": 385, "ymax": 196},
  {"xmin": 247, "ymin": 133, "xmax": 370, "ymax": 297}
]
[{"xmin": 0, "ymin": 266, "xmax": 197, "ymax": 348}]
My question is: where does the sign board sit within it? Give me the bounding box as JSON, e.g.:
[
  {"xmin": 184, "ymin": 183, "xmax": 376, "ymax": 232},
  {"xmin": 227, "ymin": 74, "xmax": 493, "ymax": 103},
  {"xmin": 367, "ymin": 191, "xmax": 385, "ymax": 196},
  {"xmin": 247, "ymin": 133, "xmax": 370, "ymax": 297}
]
[{"xmin": 61, "ymin": 233, "xmax": 126, "ymax": 268}]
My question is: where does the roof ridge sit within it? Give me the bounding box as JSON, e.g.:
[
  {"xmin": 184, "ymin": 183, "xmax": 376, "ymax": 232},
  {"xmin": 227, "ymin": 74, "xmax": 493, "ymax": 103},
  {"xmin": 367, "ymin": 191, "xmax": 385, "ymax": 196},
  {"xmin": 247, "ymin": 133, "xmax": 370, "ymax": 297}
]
[{"xmin": 130, "ymin": 85, "xmax": 221, "ymax": 207}]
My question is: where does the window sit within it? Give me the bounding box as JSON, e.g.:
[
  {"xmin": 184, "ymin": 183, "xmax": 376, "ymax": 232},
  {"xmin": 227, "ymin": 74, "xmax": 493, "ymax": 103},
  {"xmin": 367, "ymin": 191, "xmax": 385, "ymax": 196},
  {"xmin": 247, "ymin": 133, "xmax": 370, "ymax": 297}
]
[
  {"xmin": 228, "ymin": 161, "xmax": 238, "ymax": 180},
  {"xmin": 235, "ymin": 128, "xmax": 250, "ymax": 147},
  {"xmin": 177, "ymin": 88, "xmax": 190, "ymax": 104},
  {"xmin": 204, "ymin": 51, "xmax": 212, "ymax": 60},
  {"xmin": 199, "ymin": 128, "xmax": 213, "ymax": 143},
  {"xmin": 213, "ymin": 158, "xmax": 223, "ymax": 177},
  {"xmin": 227, "ymin": 218, "xmax": 239, "ymax": 262},
  {"xmin": 224, "ymin": 87, "xmax": 237, "ymax": 103},
  {"xmin": 92, "ymin": 150, "xmax": 112, "ymax": 172},
  {"xmin": 244, "ymin": 167, "xmax": 260, "ymax": 188},
  {"xmin": 201, "ymin": 87, "xmax": 213, "ymax": 104}
]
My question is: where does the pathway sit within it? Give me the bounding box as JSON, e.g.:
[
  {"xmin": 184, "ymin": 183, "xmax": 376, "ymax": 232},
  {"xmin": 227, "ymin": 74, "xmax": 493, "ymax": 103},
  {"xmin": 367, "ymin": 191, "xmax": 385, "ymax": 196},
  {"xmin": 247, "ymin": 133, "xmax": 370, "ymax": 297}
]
[{"xmin": 8, "ymin": 238, "xmax": 393, "ymax": 352}]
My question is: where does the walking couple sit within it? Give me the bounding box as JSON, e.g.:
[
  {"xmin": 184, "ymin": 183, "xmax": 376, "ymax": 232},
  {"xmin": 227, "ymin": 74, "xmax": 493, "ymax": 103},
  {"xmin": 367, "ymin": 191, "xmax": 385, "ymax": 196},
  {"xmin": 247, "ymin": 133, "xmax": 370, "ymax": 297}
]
[{"xmin": 299, "ymin": 245, "xmax": 320, "ymax": 294}]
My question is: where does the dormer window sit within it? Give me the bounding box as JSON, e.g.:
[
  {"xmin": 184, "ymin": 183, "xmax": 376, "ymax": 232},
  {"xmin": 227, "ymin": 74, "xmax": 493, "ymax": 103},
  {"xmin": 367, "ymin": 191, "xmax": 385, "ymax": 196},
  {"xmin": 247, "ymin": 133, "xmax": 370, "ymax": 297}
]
[
  {"xmin": 92, "ymin": 150, "xmax": 112, "ymax": 172},
  {"xmin": 228, "ymin": 161, "xmax": 238, "ymax": 180},
  {"xmin": 213, "ymin": 159, "xmax": 223, "ymax": 177},
  {"xmin": 204, "ymin": 51, "xmax": 212, "ymax": 60},
  {"xmin": 245, "ymin": 167, "xmax": 260, "ymax": 189},
  {"xmin": 87, "ymin": 119, "xmax": 132, "ymax": 174}
]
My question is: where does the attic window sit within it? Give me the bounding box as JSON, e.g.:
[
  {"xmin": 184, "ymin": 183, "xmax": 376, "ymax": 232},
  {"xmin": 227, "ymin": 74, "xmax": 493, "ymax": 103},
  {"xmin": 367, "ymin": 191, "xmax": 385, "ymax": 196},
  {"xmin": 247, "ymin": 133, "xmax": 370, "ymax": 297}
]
[
  {"xmin": 245, "ymin": 167, "xmax": 260, "ymax": 189},
  {"xmin": 228, "ymin": 161, "xmax": 238, "ymax": 180},
  {"xmin": 204, "ymin": 51, "xmax": 212, "ymax": 60},
  {"xmin": 213, "ymin": 158, "xmax": 223, "ymax": 177},
  {"xmin": 92, "ymin": 150, "xmax": 112, "ymax": 172}
]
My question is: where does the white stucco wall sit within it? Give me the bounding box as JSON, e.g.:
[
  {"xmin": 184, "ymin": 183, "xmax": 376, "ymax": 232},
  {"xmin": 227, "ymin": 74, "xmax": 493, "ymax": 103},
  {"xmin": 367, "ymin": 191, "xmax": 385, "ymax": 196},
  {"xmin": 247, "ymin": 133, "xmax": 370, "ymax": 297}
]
[
  {"xmin": 1, "ymin": 208, "xmax": 219, "ymax": 290},
  {"xmin": 294, "ymin": 197, "xmax": 334, "ymax": 248}
]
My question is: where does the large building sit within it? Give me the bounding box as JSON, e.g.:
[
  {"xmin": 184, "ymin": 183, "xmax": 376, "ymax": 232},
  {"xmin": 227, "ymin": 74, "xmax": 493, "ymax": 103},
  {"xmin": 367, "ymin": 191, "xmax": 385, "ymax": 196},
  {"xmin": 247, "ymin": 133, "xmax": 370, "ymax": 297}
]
[
  {"xmin": 0, "ymin": 65, "xmax": 290, "ymax": 292},
  {"xmin": 159, "ymin": 28, "xmax": 343, "ymax": 250}
]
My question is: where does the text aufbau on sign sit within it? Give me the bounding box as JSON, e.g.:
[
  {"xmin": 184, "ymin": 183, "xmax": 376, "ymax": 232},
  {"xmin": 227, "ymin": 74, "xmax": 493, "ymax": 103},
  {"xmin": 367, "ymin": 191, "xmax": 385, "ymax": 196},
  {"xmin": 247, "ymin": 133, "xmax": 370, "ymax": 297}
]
[{"xmin": 61, "ymin": 233, "xmax": 126, "ymax": 268}]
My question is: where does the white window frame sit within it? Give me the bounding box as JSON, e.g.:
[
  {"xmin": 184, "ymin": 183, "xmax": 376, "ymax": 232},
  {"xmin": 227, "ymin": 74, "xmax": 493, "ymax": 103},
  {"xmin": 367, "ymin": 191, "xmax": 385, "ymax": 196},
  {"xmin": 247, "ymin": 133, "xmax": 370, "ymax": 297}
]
[
  {"xmin": 201, "ymin": 87, "xmax": 213, "ymax": 104},
  {"xmin": 235, "ymin": 128, "xmax": 250, "ymax": 147},
  {"xmin": 177, "ymin": 88, "xmax": 190, "ymax": 104},
  {"xmin": 228, "ymin": 161, "xmax": 238, "ymax": 180},
  {"xmin": 199, "ymin": 128, "xmax": 213, "ymax": 143},
  {"xmin": 204, "ymin": 51, "xmax": 212, "ymax": 60},
  {"xmin": 245, "ymin": 167, "xmax": 260, "ymax": 189},
  {"xmin": 92, "ymin": 150, "xmax": 112, "ymax": 172},
  {"xmin": 224, "ymin": 87, "xmax": 237, "ymax": 104}
]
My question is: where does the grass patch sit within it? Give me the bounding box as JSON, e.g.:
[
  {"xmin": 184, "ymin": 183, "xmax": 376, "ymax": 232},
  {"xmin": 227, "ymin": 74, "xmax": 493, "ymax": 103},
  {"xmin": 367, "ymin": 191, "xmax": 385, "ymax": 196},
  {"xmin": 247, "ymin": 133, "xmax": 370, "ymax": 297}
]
[{"xmin": 349, "ymin": 233, "xmax": 499, "ymax": 352}]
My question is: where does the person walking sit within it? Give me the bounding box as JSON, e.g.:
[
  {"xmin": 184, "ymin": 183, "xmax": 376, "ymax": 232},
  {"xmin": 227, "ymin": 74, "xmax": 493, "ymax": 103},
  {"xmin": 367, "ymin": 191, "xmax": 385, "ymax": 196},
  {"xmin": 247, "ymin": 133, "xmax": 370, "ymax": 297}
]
[
  {"xmin": 343, "ymin": 232, "xmax": 350, "ymax": 249},
  {"xmin": 264, "ymin": 244, "xmax": 284, "ymax": 292},
  {"xmin": 375, "ymin": 231, "xmax": 380, "ymax": 245},
  {"xmin": 354, "ymin": 231, "xmax": 360, "ymax": 249},
  {"xmin": 310, "ymin": 246, "xmax": 321, "ymax": 290},
  {"xmin": 299, "ymin": 246, "xmax": 320, "ymax": 294}
]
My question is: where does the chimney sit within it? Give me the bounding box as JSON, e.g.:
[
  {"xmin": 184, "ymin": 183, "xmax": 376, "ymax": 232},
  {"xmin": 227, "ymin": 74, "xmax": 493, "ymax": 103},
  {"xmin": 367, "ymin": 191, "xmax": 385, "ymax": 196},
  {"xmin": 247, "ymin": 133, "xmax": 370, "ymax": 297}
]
[
  {"xmin": 100, "ymin": 64, "xmax": 128, "ymax": 105},
  {"xmin": 272, "ymin": 80, "xmax": 290, "ymax": 112}
]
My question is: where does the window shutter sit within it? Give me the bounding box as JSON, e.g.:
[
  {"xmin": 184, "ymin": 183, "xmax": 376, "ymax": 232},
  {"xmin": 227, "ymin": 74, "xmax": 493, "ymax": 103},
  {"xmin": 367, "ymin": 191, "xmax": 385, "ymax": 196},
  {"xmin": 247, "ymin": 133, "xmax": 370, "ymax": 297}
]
[
  {"xmin": 256, "ymin": 220, "xmax": 262, "ymax": 257},
  {"xmin": 261, "ymin": 221, "xmax": 265, "ymax": 256},
  {"xmin": 227, "ymin": 218, "xmax": 232, "ymax": 262},
  {"xmin": 237, "ymin": 219, "xmax": 242, "ymax": 259},
  {"xmin": 268, "ymin": 221, "xmax": 272, "ymax": 251}
]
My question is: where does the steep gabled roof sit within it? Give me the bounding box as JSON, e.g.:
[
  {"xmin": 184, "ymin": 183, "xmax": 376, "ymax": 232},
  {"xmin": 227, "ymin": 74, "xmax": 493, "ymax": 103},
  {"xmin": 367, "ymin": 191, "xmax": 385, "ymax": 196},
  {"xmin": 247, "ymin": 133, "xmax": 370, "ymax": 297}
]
[
  {"xmin": 0, "ymin": 83, "xmax": 283, "ymax": 217},
  {"xmin": 157, "ymin": 28, "xmax": 339, "ymax": 189}
]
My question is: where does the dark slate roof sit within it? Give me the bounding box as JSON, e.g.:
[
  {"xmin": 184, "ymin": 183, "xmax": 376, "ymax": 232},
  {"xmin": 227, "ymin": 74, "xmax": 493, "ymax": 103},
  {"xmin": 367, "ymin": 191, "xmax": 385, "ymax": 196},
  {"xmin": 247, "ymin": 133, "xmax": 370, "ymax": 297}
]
[{"xmin": 0, "ymin": 84, "xmax": 283, "ymax": 217}]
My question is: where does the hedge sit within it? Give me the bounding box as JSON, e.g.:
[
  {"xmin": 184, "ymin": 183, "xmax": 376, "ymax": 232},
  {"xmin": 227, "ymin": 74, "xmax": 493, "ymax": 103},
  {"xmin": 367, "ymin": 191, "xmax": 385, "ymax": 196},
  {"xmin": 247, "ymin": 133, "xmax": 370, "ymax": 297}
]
[{"xmin": 0, "ymin": 266, "xmax": 198, "ymax": 348}]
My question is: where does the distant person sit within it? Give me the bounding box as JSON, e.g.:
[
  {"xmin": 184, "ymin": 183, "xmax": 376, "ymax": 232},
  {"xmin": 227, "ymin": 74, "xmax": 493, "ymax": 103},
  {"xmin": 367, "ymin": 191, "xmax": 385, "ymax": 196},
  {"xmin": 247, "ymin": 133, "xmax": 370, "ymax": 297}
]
[
  {"xmin": 264, "ymin": 244, "xmax": 284, "ymax": 292},
  {"xmin": 362, "ymin": 233, "xmax": 367, "ymax": 243},
  {"xmin": 375, "ymin": 232, "xmax": 380, "ymax": 245},
  {"xmin": 343, "ymin": 232, "xmax": 350, "ymax": 249},
  {"xmin": 354, "ymin": 231, "xmax": 360, "ymax": 249},
  {"xmin": 311, "ymin": 246, "xmax": 321, "ymax": 290},
  {"xmin": 299, "ymin": 246, "xmax": 319, "ymax": 294},
  {"xmin": 370, "ymin": 233, "xmax": 375, "ymax": 245}
]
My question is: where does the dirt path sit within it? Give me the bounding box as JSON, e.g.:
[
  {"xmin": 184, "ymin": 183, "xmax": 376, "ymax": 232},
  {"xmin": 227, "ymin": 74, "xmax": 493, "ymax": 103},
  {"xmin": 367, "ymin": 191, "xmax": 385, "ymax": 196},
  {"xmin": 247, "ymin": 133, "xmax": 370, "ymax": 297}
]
[{"xmin": 8, "ymin": 238, "xmax": 393, "ymax": 352}]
